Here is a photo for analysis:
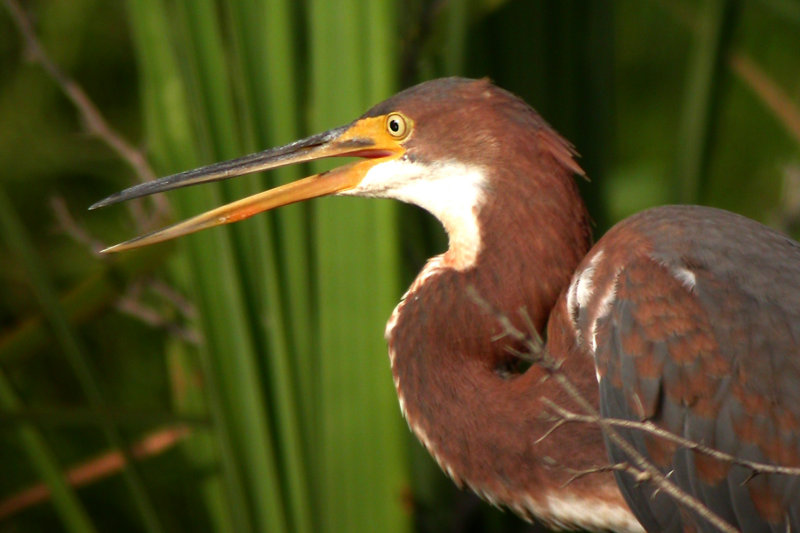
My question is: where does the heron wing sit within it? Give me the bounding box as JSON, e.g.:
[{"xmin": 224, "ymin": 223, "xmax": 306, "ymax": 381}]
[{"xmin": 580, "ymin": 208, "xmax": 800, "ymax": 532}]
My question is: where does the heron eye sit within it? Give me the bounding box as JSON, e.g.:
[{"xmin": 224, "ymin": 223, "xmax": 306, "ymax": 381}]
[{"xmin": 386, "ymin": 113, "xmax": 409, "ymax": 139}]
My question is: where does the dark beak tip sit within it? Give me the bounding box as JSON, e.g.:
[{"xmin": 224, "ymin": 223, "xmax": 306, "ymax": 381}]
[
  {"xmin": 89, "ymin": 192, "xmax": 127, "ymax": 210},
  {"xmin": 89, "ymin": 196, "xmax": 113, "ymax": 210}
]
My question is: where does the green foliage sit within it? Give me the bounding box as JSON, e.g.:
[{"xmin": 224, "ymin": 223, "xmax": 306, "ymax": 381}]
[{"xmin": 0, "ymin": 1, "xmax": 798, "ymax": 532}]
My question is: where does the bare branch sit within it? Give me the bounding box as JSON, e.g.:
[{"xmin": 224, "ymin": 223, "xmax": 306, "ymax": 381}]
[
  {"xmin": 148, "ymin": 279, "xmax": 197, "ymax": 321},
  {"xmin": 467, "ymin": 286, "xmax": 740, "ymax": 533},
  {"xmin": 561, "ymin": 462, "xmax": 643, "ymax": 488},
  {"xmin": 4, "ymin": 0, "xmax": 155, "ymax": 184},
  {"xmin": 729, "ymin": 53, "xmax": 800, "ymax": 146},
  {"xmin": 541, "ymin": 399, "xmax": 800, "ymax": 478},
  {"xmin": 3, "ymin": 0, "xmax": 170, "ymax": 229},
  {"xmin": 654, "ymin": 0, "xmax": 800, "ymax": 147},
  {"xmin": 115, "ymin": 281, "xmax": 201, "ymax": 345},
  {"xmin": 0, "ymin": 425, "xmax": 190, "ymax": 520},
  {"xmin": 534, "ymin": 416, "xmax": 569, "ymax": 445},
  {"xmin": 51, "ymin": 190, "xmax": 200, "ymax": 339},
  {"xmin": 50, "ymin": 197, "xmax": 106, "ymax": 252}
]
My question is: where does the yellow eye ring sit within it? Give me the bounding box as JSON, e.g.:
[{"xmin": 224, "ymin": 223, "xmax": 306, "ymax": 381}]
[{"xmin": 386, "ymin": 113, "xmax": 410, "ymax": 139}]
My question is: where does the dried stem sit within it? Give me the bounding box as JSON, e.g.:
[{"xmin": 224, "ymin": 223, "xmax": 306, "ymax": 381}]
[
  {"xmin": 0, "ymin": 425, "xmax": 191, "ymax": 520},
  {"xmin": 655, "ymin": 0, "xmax": 800, "ymax": 147},
  {"xmin": 115, "ymin": 281, "xmax": 201, "ymax": 345},
  {"xmin": 729, "ymin": 52, "xmax": 800, "ymax": 146},
  {"xmin": 50, "ymin": 197, "xmax": 106, "ymax": 252},
  {"xmin": 148, "ymin": 279, "xmax": 198, "ymax": 321},
  {"xmin": 4, "ymin": 0, "xmax": 154, "ymax": 183},
  {"xmin": 467, "ymin": 286, "xmax": 740, "ymax": 533},
  {"xmin": 561, "ymin": 462, "xmax": 644, "ymax": 488},
  {"xmin": 3, "ymin": 0, "xmax": 169, "ymax": 226},
  {"xmin": 6, "ymin": 1, "xmax": 202, "ymax": 342},
  {"xmin": 541, "ymin": 399, "xmax": 800, "ymax": 478}
]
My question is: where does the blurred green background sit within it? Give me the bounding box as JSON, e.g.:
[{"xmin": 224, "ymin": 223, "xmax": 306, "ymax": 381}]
[{"xmin": 1, "ymin": 0, "xmax": 798, "ymax": 532}]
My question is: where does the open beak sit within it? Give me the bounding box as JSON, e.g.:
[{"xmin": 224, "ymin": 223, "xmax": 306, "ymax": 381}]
[{"xmin": 91, "ymin": 115, "xmax": 405, "ymax": 253}]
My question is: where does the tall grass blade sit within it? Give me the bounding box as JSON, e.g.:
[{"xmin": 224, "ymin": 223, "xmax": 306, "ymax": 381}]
[
  {"xmin": 257, "ymin": 2, "xmax": 319, "ymax": 525},
  {"xmin": 125, "ymin": 1, "xmax": 289, "ymax": 531},
  {"xmin": 443, "ymin": 0, "xmax": 468, "ymax": 74},
  {"xmin": 0, "ymin": 367, "xmax": 95, "ymax": 533},
  {"xmin": 308, "ymin": 1, "xmax": 410, "ymax": 531},
  {"xmin": 166, "ymin": 339, "xmax": 234, "ymax": 533},
  {"xmin": 250, "ymin": 3, "xmax": 318, "ymax": 499},
  {"xmin": 0, "ymin": 247, "xmax": 167, "ymax": 366},
  {"xmin": 216, "ymin": 2, "xmax": 313, "ymax": 531},
  {"xmin": 0, "ymin": 187, "xmax": 162, "ymax": 533},
  {"xmin": 674, "ymin": 0, "xmax": 740, "ymax": 203}
]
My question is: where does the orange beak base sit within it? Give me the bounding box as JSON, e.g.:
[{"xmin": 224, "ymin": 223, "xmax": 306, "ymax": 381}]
[{"xmin": 91, "ymin": 116, "xmax": 405, "ymax": 253}]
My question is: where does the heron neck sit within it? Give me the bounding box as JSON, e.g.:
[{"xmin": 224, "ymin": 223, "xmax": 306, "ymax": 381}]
[{"xmin": 387, "ymin": 170, "xmax": 638, "ymax": 530}]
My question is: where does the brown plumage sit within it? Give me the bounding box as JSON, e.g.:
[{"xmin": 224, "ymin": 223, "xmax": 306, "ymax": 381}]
[
  {"xmin": 376, "ymin": 80, "xmax": 635, "ymax": 529},
  {"xmin": 95, "ymin": 78, "xmax": 800, "ymax": 532}
]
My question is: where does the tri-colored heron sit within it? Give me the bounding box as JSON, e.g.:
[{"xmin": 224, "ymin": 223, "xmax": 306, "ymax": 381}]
[{"xmin": 92, "ymin": 78, "xmax": 800, "ymax": 532}]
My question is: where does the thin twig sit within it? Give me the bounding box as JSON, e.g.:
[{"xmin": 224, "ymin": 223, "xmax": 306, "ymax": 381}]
[
  {"xmin": 467, "ymin": 287, "xmax": 739, "ymax": 533},
  {"xmin": 6, "ymin": 2, "xmax": 202, "ymax": 341},
  {"xmin": 3, "ymin": 0, "xmax": 169, "ymax": 227},
  {"xmin": 541, "ymin": 399, "xmax": 800, "ymax": 477},
  {"xmin": 534, "ymin": 416, "xmax": 569, "ymax": 445},
  {"xmin": 729, "ymin": 53, "xmax": 800, "ymax": 146},
  {"xmin": 654, "ymin": 0, "xmax": 800, "ymax": 147},
  {"xmin": 4, "ymin": 0, "xmax": 155, "ymax": 184},
  {"xmin": 148, "ymin": 279, "xmax": 198, "ymax": 321},
  {"xmin": 116, "ymin": 281, "xmax": 201, "ymax": 345},
  {"xmin": 50, "ymin": 197, "xmax": 106, "ymax": 252},
  {"xmin": 0, "ymin": 425, "xmax": 191, "ymax": 520},
  {"xmin": 561, "ymin": 462, "xmax": 644, "ymax": 488},
  {"xmin": 52, "ymin": 192, "xmax": 199, "ymax": 338}
]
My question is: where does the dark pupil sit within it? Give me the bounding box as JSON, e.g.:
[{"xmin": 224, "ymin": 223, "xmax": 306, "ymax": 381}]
[{"xmin": 390, "ymin": 119, "xmax": 399, "ymax": 132}]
